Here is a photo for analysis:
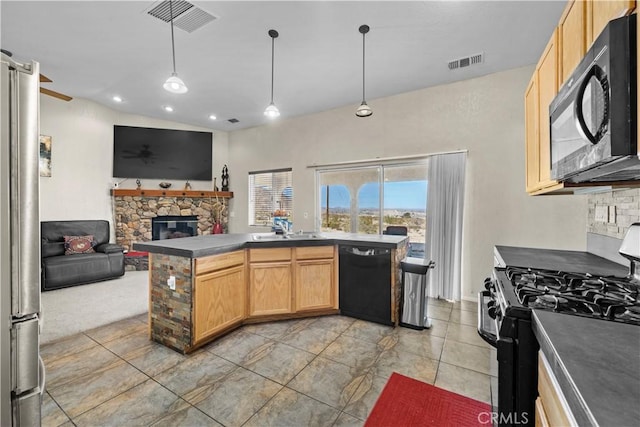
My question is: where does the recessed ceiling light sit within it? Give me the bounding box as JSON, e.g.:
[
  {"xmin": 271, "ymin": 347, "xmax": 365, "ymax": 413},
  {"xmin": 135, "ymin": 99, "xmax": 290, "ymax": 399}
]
[
  {"xmin": 112, "ymin": 95, "xmax": 123, "ymax": 103},
  {"xmin": 209, "ymin": 114, "xmax": 217, "ymax": 120},
  {"xmin": 163, "ymin": 106, "xmax": 174, "ymax": 112}
]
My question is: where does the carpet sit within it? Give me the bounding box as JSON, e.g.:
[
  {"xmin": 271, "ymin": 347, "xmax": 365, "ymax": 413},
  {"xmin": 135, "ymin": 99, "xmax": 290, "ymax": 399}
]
[{"xmin": 365, "ymin": 373, "xmax": 492, "ymax": 427}]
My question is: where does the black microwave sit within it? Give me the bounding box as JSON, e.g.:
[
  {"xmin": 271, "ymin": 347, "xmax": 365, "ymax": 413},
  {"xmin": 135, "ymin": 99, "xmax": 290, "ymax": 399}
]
[{"xmin": 550, "ymin": 14, "xmax": 637, "ymax": 183}]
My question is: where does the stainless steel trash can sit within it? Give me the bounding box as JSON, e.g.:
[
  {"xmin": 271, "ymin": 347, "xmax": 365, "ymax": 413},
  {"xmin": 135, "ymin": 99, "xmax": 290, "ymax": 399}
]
[{"xmin": 400, "ymin": 257, "xmax": 435, "ymax": 330}]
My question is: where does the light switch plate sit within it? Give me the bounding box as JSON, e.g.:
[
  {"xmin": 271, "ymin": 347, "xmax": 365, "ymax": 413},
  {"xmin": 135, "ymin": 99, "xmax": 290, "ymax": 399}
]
[
  {"xmin": 595, "ymin": 205, "xmax": 608, "ymax": 222},
  {"xmin": 167, "ymin": 275, "xmax": 176, "ymax": 290}
]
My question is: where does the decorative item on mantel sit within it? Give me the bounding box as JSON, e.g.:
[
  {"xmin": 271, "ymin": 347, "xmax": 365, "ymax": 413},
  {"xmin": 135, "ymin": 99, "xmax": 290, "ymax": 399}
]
[
  {"xmin": 184, "ymin": 180, "xmax": 191, "ymax": 190},
  {"xmin": 136, "ymin": 179, "xmax": 141, "ymax": 190},
  {"xmin": 221, "ymin": 165, "xmax": 229, "ymax": 191},
  {"xmin": 213, "ymin": 177, "xmax": 219, "ymax": 192},
  {"xmin": 159, "ymin": 182, "xmax": 172, "ymax": 189},
  {"xmin": 212, "ymin": 192, "xmax": 225, "ymax": 234}
]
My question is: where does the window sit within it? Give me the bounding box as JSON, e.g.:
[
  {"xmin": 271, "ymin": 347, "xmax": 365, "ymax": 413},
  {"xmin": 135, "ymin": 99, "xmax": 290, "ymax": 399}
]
[
  {"xmin": 317, "ymin": 162, "xmax": 428, "ymax": 254},
  {"xmin": 249, "ymin": 168, "xmax": 293, "ymax": 228}
]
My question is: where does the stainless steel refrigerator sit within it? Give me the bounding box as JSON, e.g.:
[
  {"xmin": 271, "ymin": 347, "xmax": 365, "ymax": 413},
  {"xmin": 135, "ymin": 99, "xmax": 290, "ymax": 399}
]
[{"xmin": 1, "ymin": 52, "xmax": 44, "ymax": 426}]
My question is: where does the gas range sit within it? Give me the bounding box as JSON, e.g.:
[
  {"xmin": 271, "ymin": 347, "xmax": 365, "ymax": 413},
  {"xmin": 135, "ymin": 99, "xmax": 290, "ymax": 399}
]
[{"xmin": 503, "ymin": 266, "xmax": 640, "ymax": 325}]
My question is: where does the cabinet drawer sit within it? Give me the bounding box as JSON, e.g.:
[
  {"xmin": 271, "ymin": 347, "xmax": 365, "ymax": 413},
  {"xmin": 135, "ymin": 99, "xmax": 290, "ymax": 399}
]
[
  {"xmin": 538, "ymin": 353, "xmax": 572, "ymax": 427},
  {"xmin": 195, "ymin": 250, "xmax": 245, "ymax": 275},
  {"xmin": 249, "ymin": 248, "xmax": 292, "ymax": 262},
  {"xmin": 296, "ymin": 246, "xmax": 334, "ymax": 260}
]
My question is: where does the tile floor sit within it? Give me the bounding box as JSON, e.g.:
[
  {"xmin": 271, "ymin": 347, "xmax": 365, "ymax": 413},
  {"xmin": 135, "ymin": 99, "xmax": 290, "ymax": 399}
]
[{"xmin": 41, "ymin": 299, "xmax": 496, "ymax": 427}]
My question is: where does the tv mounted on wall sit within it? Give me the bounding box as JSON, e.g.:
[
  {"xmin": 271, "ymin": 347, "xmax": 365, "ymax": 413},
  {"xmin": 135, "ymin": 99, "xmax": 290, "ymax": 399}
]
[{"xmin": 113, "ymin": 125, "xmax": 213, "ymax": 180}]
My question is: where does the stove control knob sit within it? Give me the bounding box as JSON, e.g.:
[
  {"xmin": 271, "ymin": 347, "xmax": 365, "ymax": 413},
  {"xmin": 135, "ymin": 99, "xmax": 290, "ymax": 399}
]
[
  {"xmin": 488, "ymin": 305, "xmax": 498, "ymax": 319},
  {"xmin": 487, "ymin": 300, "xmax": 496, "ymax": 309},
  {"xmin": 484, "ymin": 278, "xmax": 493, "ymax": 291}
]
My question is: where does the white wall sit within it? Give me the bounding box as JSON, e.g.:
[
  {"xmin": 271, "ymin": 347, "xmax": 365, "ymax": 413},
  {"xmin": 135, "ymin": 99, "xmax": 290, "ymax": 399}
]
[
  {"xmin": 227, "ymin": 65, "xmax": 588, "ymax": 299},
  {"xmin": 39, "ymin": 96, "xmax": 228, "ymax": 239}
]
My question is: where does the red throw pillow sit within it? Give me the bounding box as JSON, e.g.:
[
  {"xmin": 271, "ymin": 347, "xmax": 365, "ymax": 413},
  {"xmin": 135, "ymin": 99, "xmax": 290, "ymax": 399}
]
[{"xmin": 63, "ymin": 235, "xmax": 96, "ymax": 255}]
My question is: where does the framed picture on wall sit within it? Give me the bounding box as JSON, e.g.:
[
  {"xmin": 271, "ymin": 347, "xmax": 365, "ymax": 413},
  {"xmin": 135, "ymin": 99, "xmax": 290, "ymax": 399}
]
[{"xmin": 39, "ymin": 135, "xmax": 52, "ymax": 177}]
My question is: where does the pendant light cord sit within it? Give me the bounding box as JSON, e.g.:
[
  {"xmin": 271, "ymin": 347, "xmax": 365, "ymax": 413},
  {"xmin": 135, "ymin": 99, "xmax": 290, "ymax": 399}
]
[
  {"xmin": 362, "ymin": 30, "xmax": 366, "ymax": 103},
  {"xmin": 270, "ymin": 35, "xmax": 275, "ymax": 104},
  {"xmin": 169, "ymin": 0, "xmax": 177, "ymax": 74}
]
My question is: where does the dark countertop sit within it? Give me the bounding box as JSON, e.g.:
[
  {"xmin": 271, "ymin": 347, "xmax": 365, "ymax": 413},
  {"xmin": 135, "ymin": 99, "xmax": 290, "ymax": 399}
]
[
  {"xmin": 495, "ymin": 245, "xmax": 628, "ymax": 277},
  {"xmin": 133, "ymin": 232, "xmax": 408, "ymax": 258},
  {"xmin": 532, "ymin": 310, "xmax": 640, "ymax": 427}
]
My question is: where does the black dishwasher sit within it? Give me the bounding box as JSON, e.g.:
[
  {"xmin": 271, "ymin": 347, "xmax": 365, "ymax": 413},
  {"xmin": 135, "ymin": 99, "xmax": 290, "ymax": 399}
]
[{"xmin": 339, "ymin": 245, "xmax": 393, "ymax": 326}]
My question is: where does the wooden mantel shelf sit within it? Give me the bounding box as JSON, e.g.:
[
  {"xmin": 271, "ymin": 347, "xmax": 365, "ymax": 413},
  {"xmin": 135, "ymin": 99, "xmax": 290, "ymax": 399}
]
[{"xmin": 112, "ymin": 189, "xmax": 233, "ymax": 198}]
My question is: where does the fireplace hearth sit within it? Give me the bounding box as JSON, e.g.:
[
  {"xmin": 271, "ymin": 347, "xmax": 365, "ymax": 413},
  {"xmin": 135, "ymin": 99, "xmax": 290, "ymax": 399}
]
[{"xmin": 152, "ymin": 215, "xmax": 198, "ymax": 240}]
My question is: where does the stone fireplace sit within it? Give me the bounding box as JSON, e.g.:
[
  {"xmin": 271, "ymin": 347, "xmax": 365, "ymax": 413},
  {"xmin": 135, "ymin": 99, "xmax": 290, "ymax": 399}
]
[
  {"xmin": 152, "ymin": 215, "xmax": 198, "ymax": 240},
  {"xmin": 112, "ymin": 189, "xmax": 232, "ymax": 252}
]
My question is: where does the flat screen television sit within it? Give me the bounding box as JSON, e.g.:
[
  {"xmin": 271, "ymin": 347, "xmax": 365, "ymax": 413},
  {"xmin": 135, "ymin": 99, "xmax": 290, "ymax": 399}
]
[{"xmin": 113, "ymin": 125, "xmax": 212, "ymax": 180}]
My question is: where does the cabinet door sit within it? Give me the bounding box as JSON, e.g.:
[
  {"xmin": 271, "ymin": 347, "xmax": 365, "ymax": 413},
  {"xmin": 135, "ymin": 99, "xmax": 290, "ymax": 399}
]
[
  {"xmin": 525, "ymin": 75, "xmax": 540, "ymax": 193},
  {"xmin": 295, "ymin": 259, "xmax": 334, "ymax": 312},
  {"xmin": 249, "ymin": 262, "xmax": 292, "ymax": 316},
  {"xmin": 194, "ymin": 265, "xmax": 245, "ymax": 343},
  {"xmin": 537, "ymin": 30, "xmax": 559, "ymax": 189},
  {"xmin": 589, "ymin": 0, "xmax": 635, "ymax": 47},
  {"xmin": 559, "ymin": 0, "xmax": 587, "ymax": 85}
]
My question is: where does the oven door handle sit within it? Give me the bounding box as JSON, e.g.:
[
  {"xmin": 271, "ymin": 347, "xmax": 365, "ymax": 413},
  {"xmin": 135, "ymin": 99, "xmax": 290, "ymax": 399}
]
[{"xmin": 478, "ymin": 290, "xmax": 498, "ymax": 348}]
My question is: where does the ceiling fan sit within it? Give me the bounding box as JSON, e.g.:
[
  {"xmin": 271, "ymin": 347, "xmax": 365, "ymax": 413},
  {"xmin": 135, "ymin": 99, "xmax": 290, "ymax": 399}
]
[{"xmin": 1, "ymin": 48, "xmax": 72, "ymax": 102}]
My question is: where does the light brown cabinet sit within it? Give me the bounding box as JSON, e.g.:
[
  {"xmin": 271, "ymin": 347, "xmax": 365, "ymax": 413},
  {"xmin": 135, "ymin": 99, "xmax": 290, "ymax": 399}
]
[
  {"xmin": 248, "ymin": 248, "xmax": 293, "ymax": 317},
  {"xmin": 536, "ymin": 353, "xmax": 573, "ymax": 426},
  {"xmin": 588, "ymin": 0, "xmax": 635, "ymax": 47},
  {"xmin": 294, "ymin": 246, "xmax": 337, "ymax": 312},
  {"xmin": 193, "ymin": 250, "xmax": 246, "ymax": 345},
  {"xmin": 525, "ymin": 0, "xmax": 637, "ymax": 195},
  {"xmin": 525, "ymin": 30, "xmax": 563, "ymax": 194}
]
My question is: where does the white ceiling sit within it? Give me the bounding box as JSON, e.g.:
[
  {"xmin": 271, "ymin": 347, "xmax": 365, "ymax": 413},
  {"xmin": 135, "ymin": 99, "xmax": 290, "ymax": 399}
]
[{"xmin": 1, "ymin": 1, "xmax": 566, "ymax": 132}]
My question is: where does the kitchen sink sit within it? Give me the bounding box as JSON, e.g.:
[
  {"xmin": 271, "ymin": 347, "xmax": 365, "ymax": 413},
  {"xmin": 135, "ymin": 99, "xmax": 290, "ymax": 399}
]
[{"xmin": 251, "ymin": 232, "xmax": 326, "ymax": 241}]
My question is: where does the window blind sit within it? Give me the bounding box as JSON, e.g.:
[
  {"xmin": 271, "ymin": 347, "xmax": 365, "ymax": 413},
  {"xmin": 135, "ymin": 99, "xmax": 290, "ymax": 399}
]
[{"xmin": 249, "ymin": 169, "xmax": 293, "ymax": 226}]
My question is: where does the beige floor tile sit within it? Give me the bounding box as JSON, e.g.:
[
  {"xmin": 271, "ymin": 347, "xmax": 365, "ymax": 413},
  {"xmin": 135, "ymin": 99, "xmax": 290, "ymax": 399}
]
[
  {"xmin": 241, "ymin": 342, "xmax": 316, "ymax": 384},
  {"xmin": 371, "ymin": 349, "xmax": 438, "ymax": 383},
  {"xmin": 342, "ymin": 320, "xmax": 394, "ymax": 344},
  {"xmin": 194, "ymin": 367, "xmax": 282, "ymax": 427},
  {"xmin": 73, "ymin": 379, "xmax": 184, "ymax": 426},
  {"xmin": 342, "ymin": 372, "xmax": 388, "ymax": 421},
  {"xmin": 454, "ymin": 300, "xmax": 478, "ymax": 313},
  {"xmin": 421, "ymin": 318, "xmax": 449, "ymax": 338},
  {"xmin": 428, "ymin": 305, "xmax": 452, "ymax": 321},
  {"xmin": 440, "ymin": 339, "xmax": 493, "ymax": 375},
  {"xmin": 446, "ymin": 322, "xmax": 492, "ymax": 349},
  {"xmin": 83, "ymin": 317, "xmax": 148, "ymax": 344},
  {"xmin": 114, "ymin": 338, "xmax": 188, "ymax": 377},
  {"xmin": 449, "ymin": 308, "xmax": 477, "ymax": 326},
  {"xmin": 45, "ymin": 344, "xmax": 120, "ymax": 390},
  {"xmin": 48, "ymin": 359, "xmax": 148, "ymax": 418},
  {"xmin": 308, "ymin": 315, "xmax": 356, "ymax": 335},
  {"xmin": 151, "ymin": 405, "xmax": 222, "ymax": 427},
  {"xmin": 428, "ymin": 298, "xmax": 454, "ymax": 308},
  {"xmin": 288, "ymin": 356, "xmax": 367, "ymax": 409},
  {"xmin": 334, "ymin": 411, "xmax": 365, "ymax": 427},
  {"xmin": 41, "ymin": 392, "xmax": 70, "ymax": 427},
  {"xmin": 205, "ymin": 329, "xmax": 274, "ymax": 364},
  {"xmin": 153, "ymin": 350, "xmax": 236, "ymax": 401},
  {"xmin": 387, "ymin": 328, "xmax": 446, "ymax": 360},
  {"xmin": 40, "ymin": 333, "xmax": 98, "ymax": 366},
  {"xmin": 320, "ymin": 335, "xmax": 382, "ymax": 371},
  {"xmin": 244, "ymin": 387, "xmax": 340, "ymax": 427},
  {"xmin": 435, "ymin": 361, "xmax": 491, "ymax": 404},
  {"xmin": 278, "ymin": 324, "xmax": 340, "ymax": 354},
  {"xmin": 242, "ymin": 318, "xmax": 315, "ymax": 341}
]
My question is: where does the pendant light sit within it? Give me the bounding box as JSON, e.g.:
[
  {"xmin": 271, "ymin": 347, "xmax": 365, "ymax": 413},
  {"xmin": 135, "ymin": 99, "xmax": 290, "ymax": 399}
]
[
  {"xmin": 356, "ymin": 24, "xmax": 372, "ymax": 117},
  {"xmin": 264, "ymin": 29, "xmax": 280, "ymax": 118},
  {"xmin": 163, "ymin": 0, "xmax": 188, "ymax": 94}
]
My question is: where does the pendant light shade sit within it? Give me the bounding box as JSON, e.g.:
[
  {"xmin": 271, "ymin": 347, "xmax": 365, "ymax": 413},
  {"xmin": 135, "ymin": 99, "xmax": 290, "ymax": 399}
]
[
  {"xmin": 164, "ymin": 0, "xmax": 188, "ymax": 94},
  {"xmin": 264, "ymin": 29, "xmax": 280, "ymax": 118},
  {"xmin": 356, "ymin": 24, "xmax": 372, "ymax": 117}
]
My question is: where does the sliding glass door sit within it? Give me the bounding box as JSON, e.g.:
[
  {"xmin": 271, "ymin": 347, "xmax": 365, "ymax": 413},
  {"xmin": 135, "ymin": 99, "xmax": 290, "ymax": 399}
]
[{"xmin": 317, "ymin": 161, "xmax": 428, "ymax": 251}]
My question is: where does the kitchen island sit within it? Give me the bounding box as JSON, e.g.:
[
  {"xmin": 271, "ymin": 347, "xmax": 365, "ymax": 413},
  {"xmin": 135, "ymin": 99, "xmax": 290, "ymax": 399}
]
[{"xmin": 134, "ymin": 233, "xmax": 408, "ymax": 353}]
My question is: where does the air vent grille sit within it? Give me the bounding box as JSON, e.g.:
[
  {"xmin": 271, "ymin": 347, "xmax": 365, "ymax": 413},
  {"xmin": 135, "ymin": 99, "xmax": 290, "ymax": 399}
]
[
  {"xmin": 147, "ymin": 0, "xmax": 217, "ymax": 33},
  {"xmin": 448, "ymin": 52, "xmax": 484, "ymax": 70},
  {"xmin": 228, "ymin": 118, "xmax": 239, "ymax": 124}
]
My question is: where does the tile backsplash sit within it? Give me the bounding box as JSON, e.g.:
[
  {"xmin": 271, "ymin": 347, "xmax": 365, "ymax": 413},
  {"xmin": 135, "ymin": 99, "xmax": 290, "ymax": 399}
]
[{"xmin": 588, "ymin": 188, "xmax": 640, "ymax": 239}]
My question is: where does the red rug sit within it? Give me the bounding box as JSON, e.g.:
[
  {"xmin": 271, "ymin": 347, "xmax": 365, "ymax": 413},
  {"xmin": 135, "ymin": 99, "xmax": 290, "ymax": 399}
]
[{"xmin": 365, "ymin": 373, "xmax": 492, "ymax": 427}]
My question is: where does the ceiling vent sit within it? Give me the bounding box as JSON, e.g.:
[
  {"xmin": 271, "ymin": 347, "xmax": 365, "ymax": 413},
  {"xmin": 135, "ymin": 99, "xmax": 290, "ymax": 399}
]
[
  {"xmin": 228, "ymin": 118, "xmax": 239, "ymax": 124},
  {"xmin": 448, "ymin": 52, "xmax": 484, "ymax": 70},
  {"xmin": 147, "ymin": 0, "xmax": 217, "ymax": 33}
]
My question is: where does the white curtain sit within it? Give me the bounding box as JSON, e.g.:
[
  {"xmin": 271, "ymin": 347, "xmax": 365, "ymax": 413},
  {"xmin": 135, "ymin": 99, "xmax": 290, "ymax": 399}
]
[{"xmin": 425, "ymin": 152, "xmax": 467, "ymax": 301}]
